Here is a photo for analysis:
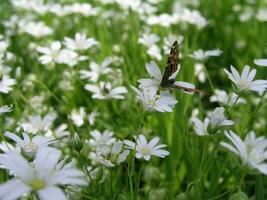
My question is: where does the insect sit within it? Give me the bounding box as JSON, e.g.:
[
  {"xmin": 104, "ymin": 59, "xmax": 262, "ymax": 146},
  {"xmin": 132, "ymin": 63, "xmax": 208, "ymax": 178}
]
[{"xmin": 161, "ymin": 41, "xmax": 205, "ymax": 95}]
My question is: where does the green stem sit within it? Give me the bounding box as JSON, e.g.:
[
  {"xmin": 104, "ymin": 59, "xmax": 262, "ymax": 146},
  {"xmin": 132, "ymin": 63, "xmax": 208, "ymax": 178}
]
[
  {"xmin": 110, "ymin": 169, "xmax": 113, "ymax": 200},
  {"xmin": 227, "ymin": 95, "xmax": 240, "ymax": 117}
]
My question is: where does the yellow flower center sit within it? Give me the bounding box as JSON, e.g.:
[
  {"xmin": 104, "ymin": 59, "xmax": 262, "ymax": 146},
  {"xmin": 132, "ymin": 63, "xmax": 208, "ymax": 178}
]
[
  {"xmin": 237, "ymin": 79, "xmax": 250, "ymax": 90},
  {"xmin": 30, "ymin": 179, "xmax": 46, "ymax": 190},
  {"xmin": 140, "ymin": 147, "xmax": 152, "ymax": 155}
]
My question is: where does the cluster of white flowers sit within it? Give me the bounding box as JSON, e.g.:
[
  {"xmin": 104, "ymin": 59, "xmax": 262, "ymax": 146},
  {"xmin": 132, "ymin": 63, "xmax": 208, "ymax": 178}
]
[
  {"xmin": 37, "ymin": 33, "xmax": 95, "ymax": 68},
  {"xmin": 0, "ymin": 132, "xmax": 86, "ymax": 200}
]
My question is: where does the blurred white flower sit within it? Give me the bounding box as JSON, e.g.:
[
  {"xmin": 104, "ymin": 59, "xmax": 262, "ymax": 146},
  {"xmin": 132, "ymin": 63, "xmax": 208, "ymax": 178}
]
[
  {"xmin": 124, "ymin": 134, "xmax": 169, "ymax": 161},
  {"xmin": 4, "ymin": 131, "xmax": 55, "ymax": 157},
  {"xmin": 57, "ymin": 49, "xmax": 87, "ymax": 67},
  {"xmin": 254, "ymin": 59, "xmax": 267, "ymax": 67},
  {"xmin": 146, "ymin": 14, "xmax": 175, "ymax": 27},
  {"xmin": 256, "ymin": 8, "xmax": 267, "ymax": 22},
  {"xmin": 96, "ymin": 141, "xmax": 130, "ymax": 167},
  {"xmin": 172, "ymin": 8, "xmax": 208, "ymax": 28},
  {"xmin": 84, "ymin": 82, "xmax": 128, "ymax": 100},
  {"xmin": 37, "ymin": 41, "xmax": 62, "ymax": 66},
  {"xmin": 147, "ymin": 45, "xmax": 162, "ymax": 60},
  {"xmin": 138, "ymin": 33, "xmax": 159, "ymax": 47},
  {"xmin": 131, "ymin": 85, "xmax": 177, "ymax": 112},
  {"xmin": 88, "ymin": 110, "xmax": 99, "ymax": 125},
  {"xmin": 224, "ymin": 65, "xmax": 267, "ymax": 93},
  {"xmin": 79, "ymin": 58, "xmax": 113, "ymax": 82},
  {"xmin": 194, "ymin": 63, "xmax": 206, "ymax": 83},
  {"xmin": 0, "ymin": 105, "xmax": 13, "ymax": 114},
  {"xmin": 70, "ymin": 108, "xmax": 86, "ymax": 127},
  {"xmin": 20, "ymin": 112, "xmax": 57, "ymax": 134},
  {"xmin": 0, "ymin": 147, "xmax": 86, "ymax": 200},
  {"xmin": 192, "ymin": 107, "xmax": 233, "ymax": 136},
  {"xmin": 0, "ymin": 75, "xmax": 16, "ymax": 94},
  {"xmin": 65, "ymin": 3, "xmax": 100, "ymax": 16},
  {"xmin": 210, "ymin": 89, "xmax": 246, "ymax": 105},
  {"xmin": 189, "ymin": 49, "xmax": 222, "ymax": 62},
  {"xmin": 64, "ymin": 32, "xmax": 98, "ymax": 51},
  {"xmin": 89, "ymin": 129, "xmax": 115, "ymax": 149},
  {"xmin": 20, "ymin": 21, "xmax": 53, "ymax": 38},
  {"xmin": 45, "ymin": 124, "xmax": 70, "ymax": 139},
  {"xmin": 221, "ymin": 130, "xmax": 267, "ymax": 175}
]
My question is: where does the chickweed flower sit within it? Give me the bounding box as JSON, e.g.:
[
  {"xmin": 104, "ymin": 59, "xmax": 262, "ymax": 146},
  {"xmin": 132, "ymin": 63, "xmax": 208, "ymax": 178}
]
[
  {"xmin": 0, "ymin": 105, "xmax": 13, "ymax": 114},
  {"xmin": 221, "ymin": 130, "xmax": 267, "ymax": 175},
  {"xmin": 4, "ymin": 131, "xmax": 56, "ymax": 158},
  {"xmin": 124, "ymin": 134, "xmax": 169, "ymax": 161},
  {"xmin": 210, "ymin": 89, "xmax": 246, "ymax": 105},
  {"xmin": 191, "ymin": 107, "xmax": 233, "ymax": 136},
  {"xmin": 0, "ymin": 147, "xmax": 86, "ymax": 200},
  {"xmin": 131, "ymin": 85, "xmax": 177, "ymax": 112},
  {"xmin": 64, "ymin": 32, "xmax": 98, "ymax": 51},
  {"xmin": 88, "ymin": 129, "xmax": 115, "ymax": 149},
  {"xmin": 189, "ymin": 49, "xmax": 222, "ymax": 62},
  {"xmin": 95, "ymin": 141, "xmax": 130, "ymax": 168},
  {"xmin": 0, "ymin": 75, "xmax": 16, "ymax": 94},
  {"xmin": 224, "ymin": 65, "xmax": 267, "ymax": 94},
  {"xmin": 85, "ymin": 82, "xmax": 128, "ymax": 100},
  {"xmin": 37, "ymin": 41, "xmax": 62, "ymax": 66}
]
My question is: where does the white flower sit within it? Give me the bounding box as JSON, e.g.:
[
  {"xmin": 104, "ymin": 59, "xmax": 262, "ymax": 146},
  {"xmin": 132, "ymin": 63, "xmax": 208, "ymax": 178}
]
[
  {"xmin": 194, "ymin": 63, "xmax": 206, "ymax": 83},
  {"xmin": 0, "ymin": 75, "xmax": 16, "ymax": 94},
  {"xmin": 210, "ymin": 89, "xmax": 246, "ymax": 105},
  {"xmin": 209, "ymin": 107, "xmax": 233, "ymax": 128},
  {"xmin": 124, "ymin": 134, "xmax": 169, "ymax": 161},
  {"xmin": 37, "ymin": 41, "xmax": 62, "ymax": 66},
  {"xmin": 57, "ymin": 49, "xmax": 87, "ymax": 67},
  {"xmin": 69, "ymin": 108, "xmax": 86, "ymax": 127},
  {"xmin": 131, "ymin": 85, "xmax": 177, "ymax": 112},
  {"xmin": 220, "ymin": 131, "xmax": 267, "ymax": 175},
  {"xmin": 254, "ymin": 59, "xmax": 267, "ymax": 67},
  {"xmin": 65, "ymin": 3, "xmax": 99, "ymax": 16},
  {"xmin": 20, "ymin": 112, "xmax": 57, "ymax": 134},
  {"xmin": 95, "ymin": 141, "xmax": 130, "ymax": 167},
  {"xmin": 89, "ymin": 130, "xmax": 115, "ymax": 149},
  {"xmin": 189, "ymin": 49, "xmax": 222, "ymax": 62},
  {"xmin": 0, "ymin": 147, "xmax": 86, "ymax": 200},
  {"xmin": 147, "ymin": 45, "xmax": 162, "ymax": 60},
  {"xmin": 191, "ymin": 107, "xmax": 233, "ymax": 136},
  {"xmin": 64, "ymin": 32, "xmax": 98, "ymax": 51},
  {"xmin": 84, "ymin": 82, "xmax": 128, "ymax": 100},
  {"xmin": 20, "ymin": 21, "xmax": 53, "ymax": 38},
  {"xmin": 191, "ymin": 117, "xmax": 209, "ymax": 136},
  {"xmin": 146, "ymin": 14, "xmax": 175, "ymax": 27},
  {"xmin": 224, "ymin": 65, "xmax": 267, "ymax": 93},
  {"xmin": 79, "ymin": 58, "xmax": 113, "ymax": 82},
  {"xmin": 45, "ymin": 124, "xmax": 70, "ymax": 139},
  {"xmin": 4, "ymin": 131, "xmax": 55, "ymax": 157},
  {"xmin": 0, "ymin": 105, "xmax": 13, "ymax": 114},
  {"xmin": 138, "ymin": 33, "xmax": 159, "ymax": 47},
  {"xmin": 88, "ymin": 110, "xmax": 99, "ymax": 125}
]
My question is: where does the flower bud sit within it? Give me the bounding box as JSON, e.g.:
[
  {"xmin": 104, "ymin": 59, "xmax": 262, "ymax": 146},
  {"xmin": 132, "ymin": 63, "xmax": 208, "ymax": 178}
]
[{"xmin": 73, "ymin": 132, "xmax": 83, "ymax": 152}]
